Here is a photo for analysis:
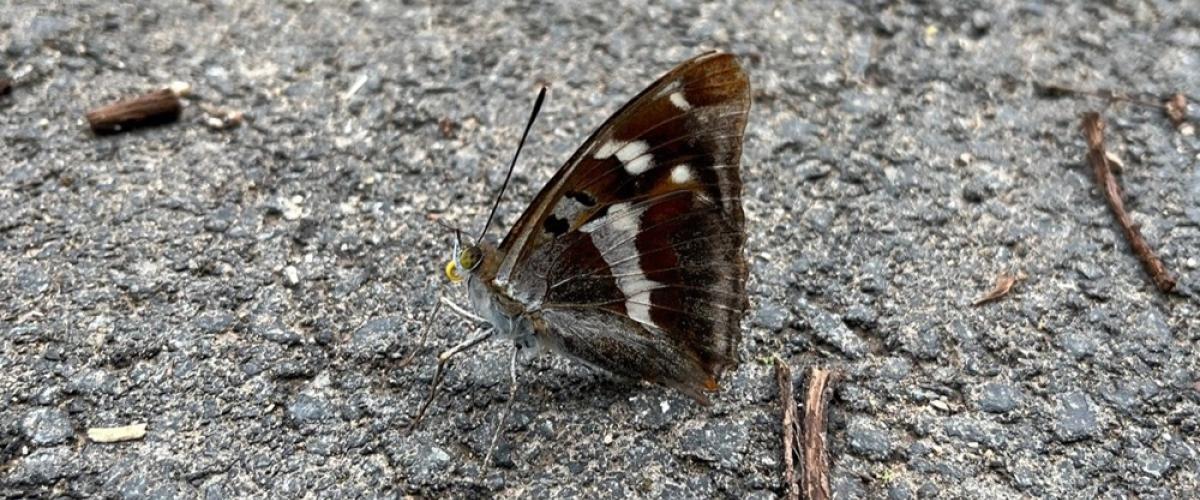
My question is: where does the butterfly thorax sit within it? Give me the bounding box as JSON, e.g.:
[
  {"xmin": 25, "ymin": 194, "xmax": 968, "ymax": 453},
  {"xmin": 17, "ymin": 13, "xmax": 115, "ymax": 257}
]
[{"xmin": 464, "ymin": 244, "xmax": 540, "ymax": 348}]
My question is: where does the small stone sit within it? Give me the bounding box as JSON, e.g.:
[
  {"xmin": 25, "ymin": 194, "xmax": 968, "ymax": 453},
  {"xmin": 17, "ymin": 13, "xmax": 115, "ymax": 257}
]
[
  {"xmin": 351, "ymin": 316, "xmax": 400, "ymax": 356},
  {"xmin": 846, "ymin": 417, "xmax": 895, "ymax": 461},
  {"xmin": 21, "ymin": 408, "xmax": 73, "ymax": 446},
  {"xmin": 797, "ymin": 301, "xmax": 867, "ymax": 359},
  {"xmin": 288, "ymin": 392, "xmax": 335, "ymax": 425},
  {"xmin": 1053, "ymin": 391, "xmax": 1099, "ymax": 442},
  {"xmin": 283, "ymin": 265, "xmax": 301, "ymax": 287},
  {"xmin": 204, "ymin": 207, "xmax": 234, "ymax": 233},
  {"xmin": 282, "ymin": 196, "xmax": 304, "ymax": 221},
  {"xmin": 1134, "ymin": 448, "xmax": 1172, "ymax": 479},
  {"xmin": 906, "ymin": 327, "xmax": 942, "ymax": 360},
  {"xmin": 752, "ymin": 303, "xmax": 789, "ymax": 332},
  {"xmin": 975, "ymin": 382, "xmax": 1021, "ymax": 414},
  {"xmin": 12, "ymin": 447, "xmax": 79, "ymax": 485},
  {"xmin": 678, "ymin": 419, "xmax": 750, "ymax": 470}
]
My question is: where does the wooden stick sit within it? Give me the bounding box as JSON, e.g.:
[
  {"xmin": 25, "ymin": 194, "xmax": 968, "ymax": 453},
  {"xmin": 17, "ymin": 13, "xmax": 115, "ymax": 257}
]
[
  {"xmin": 802, "ymin": 367, "xmax": 835, "ymax": 500},
  {"xmin": 1080, "ymin": 112, "xmax": 1176, "ymax": 293},
  {"xmin": 775, "ymin": 356, "xmax": 801, "ymax": 500},
  {"xmin": 86, "ymin": 88, "xmax": 182, "ymax": 135}
]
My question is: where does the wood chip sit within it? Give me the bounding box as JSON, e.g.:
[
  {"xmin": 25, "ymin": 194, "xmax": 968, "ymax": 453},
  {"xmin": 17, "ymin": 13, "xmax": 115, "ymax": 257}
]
[
  {"xmin": 802, "ymin": 367, "xmax": 836, "ymax": 500},
  {"xmin": 775, "ymin": 356, "xmax": 801, "ymax": 500},
  {"xmin": 86, "ymin": 88, "xmax": 182, "ymax": 135},
  {"xmin": 87, "ymin": 423, "xmax": 147, "ymax": 443},
  {"xmin": 973, "ymin": 271, "xmax": 1025, "ymax": 306}
]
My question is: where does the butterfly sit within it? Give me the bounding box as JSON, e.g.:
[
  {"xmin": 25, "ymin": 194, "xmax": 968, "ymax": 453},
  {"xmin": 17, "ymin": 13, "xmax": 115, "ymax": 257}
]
[{"xmin": 443, "ymin": 51, "xmax": 750, "ymax": 405}]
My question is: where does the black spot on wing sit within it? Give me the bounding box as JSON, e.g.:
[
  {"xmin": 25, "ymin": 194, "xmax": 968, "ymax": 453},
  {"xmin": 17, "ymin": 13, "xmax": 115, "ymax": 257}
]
[
  {"xmin": 543, "ymin": 215, "xmax": 569, "ymax": 235},
  {"xmin": 566, "ymin": 190, "xmax": 597, "ymax": 206}
]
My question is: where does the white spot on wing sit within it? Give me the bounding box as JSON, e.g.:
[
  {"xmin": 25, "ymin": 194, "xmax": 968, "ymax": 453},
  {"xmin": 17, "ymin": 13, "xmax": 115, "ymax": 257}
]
[
  {"xmin": 670, "ymin": 164, "xmax": 692, "ymax": 184},
  {"xmin": 615, "ymin": 141, "xmax": 648, "ymax": 162},
  {"xmin": 624, "ymin": 154, "xmax": 653, "ymax": 175},
  {"xmin": 594, "ymin": 140, "xmax": 625, "ymax": 160},
  {"xmin": 582, "ymin": 202, "xmax": 663, "ymax": 328},
  {"xmin": 669, "ymin": 91, "xmax": 691, "ymax": 111},
  {"xmin": 615, "ymin": 141, "xmax": 653, "ymax": 175}
]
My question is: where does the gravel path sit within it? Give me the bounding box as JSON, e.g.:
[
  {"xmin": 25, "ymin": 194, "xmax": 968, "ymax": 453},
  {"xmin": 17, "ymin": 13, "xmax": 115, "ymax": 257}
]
[{"xmin": 2, "ymin": 1, "xmax": 1198, "ymax": 498}]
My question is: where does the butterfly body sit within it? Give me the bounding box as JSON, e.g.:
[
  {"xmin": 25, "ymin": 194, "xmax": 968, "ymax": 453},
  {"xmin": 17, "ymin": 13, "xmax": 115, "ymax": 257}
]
[{"xmin": 449, "ymin": 52, "xmax": 751, "ymax": 404}]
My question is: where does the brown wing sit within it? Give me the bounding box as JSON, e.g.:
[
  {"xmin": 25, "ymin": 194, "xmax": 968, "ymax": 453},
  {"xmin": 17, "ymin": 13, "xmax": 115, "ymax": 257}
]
[{"xmin": 496, "ymin": 52, "xmax": 750, "ymax": 399}]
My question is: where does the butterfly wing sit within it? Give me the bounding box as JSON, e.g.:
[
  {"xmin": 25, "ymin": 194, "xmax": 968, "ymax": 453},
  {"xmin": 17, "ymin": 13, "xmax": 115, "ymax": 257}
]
[{"xmin": 497, "ymin": 52, "xmax": 750, "ymax": 402}]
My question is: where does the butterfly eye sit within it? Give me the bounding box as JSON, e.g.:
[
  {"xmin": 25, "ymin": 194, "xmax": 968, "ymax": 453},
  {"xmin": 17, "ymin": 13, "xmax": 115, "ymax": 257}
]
[{"xmin": 458, "ymin": 246, "xmax": 483, "ymax": 271}]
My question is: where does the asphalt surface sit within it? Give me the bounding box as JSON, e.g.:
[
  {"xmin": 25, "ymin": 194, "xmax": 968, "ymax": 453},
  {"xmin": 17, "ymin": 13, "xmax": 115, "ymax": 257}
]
[{"xmin": 2, "ymin": 1, "xmax": 1199, "ymax": 498}]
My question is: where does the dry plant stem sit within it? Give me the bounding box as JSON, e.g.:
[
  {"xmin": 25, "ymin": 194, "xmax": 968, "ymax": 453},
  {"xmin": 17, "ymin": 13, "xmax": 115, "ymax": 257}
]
[
  {"xmin": 1080, "ymin": 113, "xmax": 1177, "ymax": 293},
  {"xmin": 1037, "ymin": 83, "xmax": 1166, "ymax": 110},
  {"xmin": 86, "ymin": 88, "xmax": 182, "ymax": 135},
  {"xmin": 484, "ymin": 346, "xmax": 519, "ymax": 465},
  {"xmin": 399, "ymin": 298, "xmax": 442, "ymax": 369},
  {"xmin": 774, "ymin": 356, "xmax": 801, "ymax": 500},
  {"xmin": 408, "ymin": 328, "xmax": 494, "ymax": 431},
  {"xmin": 802, "ymin": 368, "xmax": 835, "ymax": 500}
]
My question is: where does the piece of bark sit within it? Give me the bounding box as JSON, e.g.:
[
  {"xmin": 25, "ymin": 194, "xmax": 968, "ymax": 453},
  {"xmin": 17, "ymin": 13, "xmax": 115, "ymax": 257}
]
[
  {"xmin": 86, "ymin": 88, "xmax": 182, "ymax": 135},
  {"xmin": 1080, "ymin": 112, "xmax": 1176, "ymax": 293},
  {"xmin": 802, "ymin": 368, "xmax": 836, "ymax": 500},
  {"xmin": 87, "ymin": 423, "xmax": 147, "ymax": 443},
  {"xmin": 775, "ymin": 356, "xmax": 801, "ymax": 500}
]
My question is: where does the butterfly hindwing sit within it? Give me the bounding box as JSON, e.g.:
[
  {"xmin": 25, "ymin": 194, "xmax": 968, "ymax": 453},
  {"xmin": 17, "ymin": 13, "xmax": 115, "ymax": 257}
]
[{"xmin": 496, "ymin": 52, "xmax": 750, "ymax": 401}]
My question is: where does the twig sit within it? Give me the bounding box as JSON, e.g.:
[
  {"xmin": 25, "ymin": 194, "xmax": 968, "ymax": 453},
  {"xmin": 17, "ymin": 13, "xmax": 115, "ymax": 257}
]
[
  {"xmin": 775, "ymin": 356, "xmax": 800, "ymax": 500},
  {"xmin": 408, "ymin": 328, "xmax": 494, "ymax": 431},
  {"xmin": 1080, "ymin": 112, "xmax": 1176, "ymax": 293},
  {"xmin": 1036, "ymin": 83, "xmax": 1166, "ymax": 110},
  {"xmin": 86, "ymin": 88, "xmax": 182, "ymax": 135},
  {"xmin": 802, "ymin": 367, "xmax": 836, "ymax": 500},
  {"xmin": 484, "ymin": 346, "xmax": 520, "ymax": 465},
  {"xmin": 973, "ymin": 271, "xmax": 1026, "ymax": 306}
]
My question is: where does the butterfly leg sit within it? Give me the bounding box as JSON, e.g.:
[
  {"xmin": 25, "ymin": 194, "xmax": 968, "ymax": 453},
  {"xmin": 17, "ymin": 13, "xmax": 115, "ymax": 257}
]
[
  {"xmin": 439, "ymin": 294, "xmax": 487, "ymax": 324},
  {"xmin": 399, "ymin": 296, "xmax": 443, "ymax": 368},
  {"xmin": 408, "ymin": 327, "xmax": 494, "ymax": 431},
  {"xmin": 484, "ymin": 345, "xmax": 520, "ymax": 465}
]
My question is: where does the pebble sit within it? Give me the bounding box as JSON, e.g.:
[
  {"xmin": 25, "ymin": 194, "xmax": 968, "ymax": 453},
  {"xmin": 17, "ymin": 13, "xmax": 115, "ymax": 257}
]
[
  {"xmin": 21, "ymin": 407, "xmax": 74, "ymax": 446},
  {"xmin": 846, "ymin": 416, "xmax": 895, "ymax": 461},
  {"xmin": 1053, "ymin": 391, "xmax": 1099, "ymax": 443},
  {"xmin": 975, "ymin": 382, "xmax": 1021, "ymax": 414}
]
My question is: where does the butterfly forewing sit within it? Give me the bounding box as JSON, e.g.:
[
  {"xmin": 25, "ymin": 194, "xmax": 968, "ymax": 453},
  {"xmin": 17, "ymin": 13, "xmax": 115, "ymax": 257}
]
[{"xmin": 495, "ymin": 52, "xmax": 750, "ymax": 401}]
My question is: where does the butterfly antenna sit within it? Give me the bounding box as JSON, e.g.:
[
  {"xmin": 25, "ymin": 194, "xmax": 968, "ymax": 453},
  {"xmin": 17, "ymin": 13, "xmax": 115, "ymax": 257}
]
[{"xmin": 476, "ymin": 86, "xmax": 548, "ymax": 245}]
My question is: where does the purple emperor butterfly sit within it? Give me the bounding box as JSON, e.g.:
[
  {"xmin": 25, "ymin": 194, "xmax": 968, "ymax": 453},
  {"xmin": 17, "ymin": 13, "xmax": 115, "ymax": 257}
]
[{"xmin": 445, "ymin": 52, "xmax": 750, "ymax": 404}]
